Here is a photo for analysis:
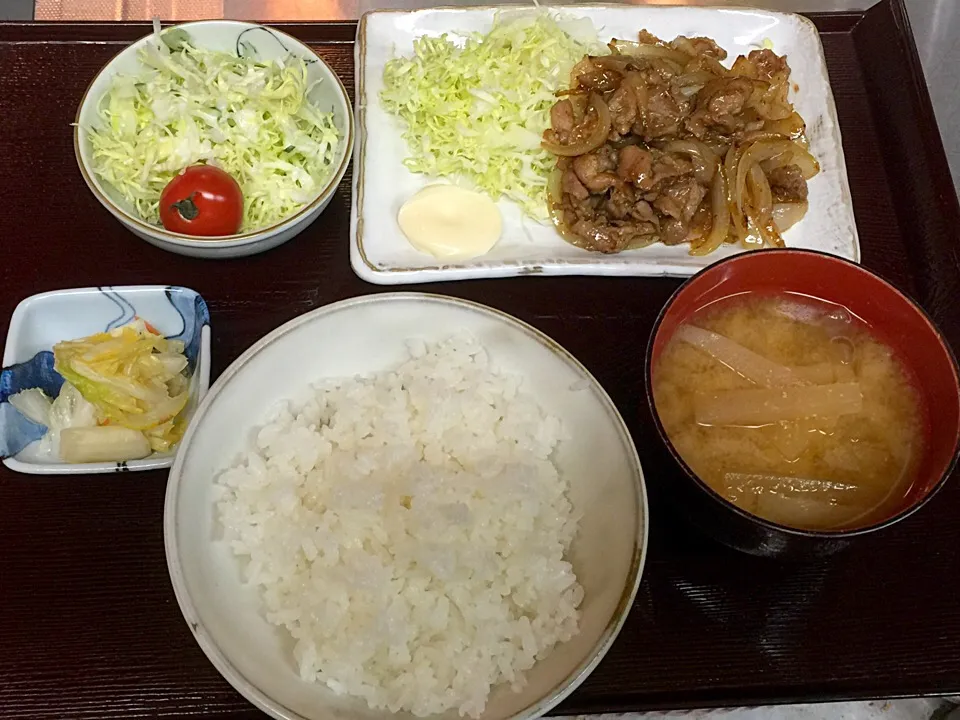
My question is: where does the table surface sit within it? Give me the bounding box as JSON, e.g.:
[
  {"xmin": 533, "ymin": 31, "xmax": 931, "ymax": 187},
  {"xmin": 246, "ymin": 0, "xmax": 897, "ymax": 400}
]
[{"xmin": 2, "ymin": 2, "xmax": 960, "ymax": 719}]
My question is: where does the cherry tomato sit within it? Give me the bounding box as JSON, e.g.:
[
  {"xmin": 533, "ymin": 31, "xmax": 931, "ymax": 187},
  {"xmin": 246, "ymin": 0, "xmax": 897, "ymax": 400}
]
[{"xmin": 159, "ymin": 165, "xmax": 243, "ymax": 236}]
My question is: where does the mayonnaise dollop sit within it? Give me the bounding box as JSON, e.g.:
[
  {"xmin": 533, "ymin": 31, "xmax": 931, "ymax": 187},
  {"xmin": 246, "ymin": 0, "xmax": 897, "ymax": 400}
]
[{"xmin": 398, "ymin": 185, "xmax": 502, "ymax": 261}]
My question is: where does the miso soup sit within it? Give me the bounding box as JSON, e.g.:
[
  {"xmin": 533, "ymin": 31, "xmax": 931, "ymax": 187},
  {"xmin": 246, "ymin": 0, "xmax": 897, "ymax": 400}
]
[{"xmin": 652, "ymin": 293, "xmax": 926, "ymax": 531}]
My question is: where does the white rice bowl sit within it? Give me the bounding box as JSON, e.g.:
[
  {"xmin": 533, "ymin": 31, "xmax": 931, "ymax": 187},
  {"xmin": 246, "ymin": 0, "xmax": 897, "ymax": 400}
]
[
  {"xmin": 217, "ymin": 334, "xmax": 582, "ymax": 717},
  {"xmin": 165, "ymin": 293, "xmax": 647, "ymax": 720}
]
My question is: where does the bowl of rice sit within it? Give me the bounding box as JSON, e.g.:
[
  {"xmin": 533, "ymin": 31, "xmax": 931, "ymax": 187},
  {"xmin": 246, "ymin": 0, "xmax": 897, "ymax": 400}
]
[
  {"xmin": 74, "ymin": 20, "xmax": 353, "ymax": 259},
  {"xmin": 164, "ymin": 293, "xmax": 647, "ymax": 720}
]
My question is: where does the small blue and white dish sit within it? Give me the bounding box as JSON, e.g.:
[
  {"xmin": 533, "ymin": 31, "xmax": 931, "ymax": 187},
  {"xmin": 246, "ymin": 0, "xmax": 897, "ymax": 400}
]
[{"xmin": 1, "ymin": 286, "xmax": 211, "ymax": 474}]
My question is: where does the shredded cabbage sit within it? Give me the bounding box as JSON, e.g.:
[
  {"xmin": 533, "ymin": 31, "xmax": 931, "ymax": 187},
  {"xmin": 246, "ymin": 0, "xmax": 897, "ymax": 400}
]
[
  {"xmin": 86, "ymin": 29, "xmax": 341, "ymax": 231},
  {"xmin": 53, "ymin": 319, "xmax": 190, "ymax": 451},
  {"xmin": 380, "ymin": 12, "xmax": 600, "ymax": 221}
]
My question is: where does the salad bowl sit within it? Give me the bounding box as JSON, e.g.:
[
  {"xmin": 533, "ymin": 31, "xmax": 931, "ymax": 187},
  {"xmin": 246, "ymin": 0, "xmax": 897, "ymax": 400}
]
[
  {"xmin": 0, "ymin": 286, "xmax": 211, "ymax": 474},
  {"xmin": 74, "ymin": 20, "xmax": 354, "ymax": 259}
]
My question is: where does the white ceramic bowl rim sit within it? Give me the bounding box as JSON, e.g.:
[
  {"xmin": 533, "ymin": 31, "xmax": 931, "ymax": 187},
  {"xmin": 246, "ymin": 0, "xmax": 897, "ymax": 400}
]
[
  {"xmin": 73, "ymin": 19, "xmax": 354, "ymax": 248},
  {"xmin": 164, "ymin": 292, "xmax": 649, "ymax": 720}
]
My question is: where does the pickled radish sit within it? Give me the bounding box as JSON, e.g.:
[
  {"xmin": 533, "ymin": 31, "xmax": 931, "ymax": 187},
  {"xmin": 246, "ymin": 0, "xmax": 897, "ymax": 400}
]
[
  {"xmin": 695, "ymin": 383, "xmax": 863, "ymax": 427},
  {"xmin": 675, "ymin": 325, "xmax": 802, "ymax": 387},
  {"xmin": 722, "ymin": 473, "xmax": 862, "ymax": 498},
  {"xmin": 60, "ymin": 426, "xmax": 151, "ymax": 463},
  {"xmin": 723, "ymin": 473, "xmax": 865, "ymax": 529},
  {"xmin": 790, "ymin": 361, "xmax": 855, "ymax": 385}
]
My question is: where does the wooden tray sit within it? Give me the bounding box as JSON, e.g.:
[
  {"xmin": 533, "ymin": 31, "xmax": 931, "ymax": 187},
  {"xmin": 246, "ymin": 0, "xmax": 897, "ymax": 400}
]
[{"xmin": 1, "ymin": 0, "xmax": 959, "ymax": 716}]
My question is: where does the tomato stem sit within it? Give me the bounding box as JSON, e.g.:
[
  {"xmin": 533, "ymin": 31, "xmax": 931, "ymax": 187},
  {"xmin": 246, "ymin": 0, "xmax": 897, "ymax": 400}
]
[{"xmin": 171, "ymin": 193, "xmax": 200, "ymax": 221}]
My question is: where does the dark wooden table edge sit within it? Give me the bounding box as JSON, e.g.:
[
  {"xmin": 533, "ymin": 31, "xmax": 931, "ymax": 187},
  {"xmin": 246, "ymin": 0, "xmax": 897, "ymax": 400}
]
[
  {"xmin": 0, "ymin": 20, "xmax": 359, "ymax": 43},
  {"xmin": 3, "ymin": 0, "xmax": 960, "ymax": 715},
  {"xmin": 875, "ymin": 0, "xmax": 960, "ymax": 217},
  {"xmin": 556, "ymin": 690, "xmax": 949, "ymax": 716},
  {"xmin": 0, "ymin": 13, "xmax": 864, "ymax": 41},
  {"xmin": 550, "ymin": 686, "xmax": 958, "ymax": 716}
]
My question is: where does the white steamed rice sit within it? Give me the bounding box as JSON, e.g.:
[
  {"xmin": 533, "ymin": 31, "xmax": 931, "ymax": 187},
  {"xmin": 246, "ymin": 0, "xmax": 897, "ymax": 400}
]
[{"xmin": 215, "ymin": 334, "xmax": 583, "ymax": 718}]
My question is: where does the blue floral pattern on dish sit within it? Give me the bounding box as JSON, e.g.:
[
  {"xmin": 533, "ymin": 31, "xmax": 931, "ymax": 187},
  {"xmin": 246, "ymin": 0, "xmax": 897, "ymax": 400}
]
[
  {"xmin": 166, "ymin": 287, "xmax": 209, "ymax": 367},
  {"xmin": 0, "ymin": 352, "xmax": 64, "ymax": 457},
  {"xmin": 102, "ymin": 289, "xmax": 139, "ymax": 331},
  {"xmin": 1, "ymin": 286, "xmax": 210, "ymax": 459},
  {"xmin": 0, "ymin": 351, "xmax": 63, "ymax": 403}
]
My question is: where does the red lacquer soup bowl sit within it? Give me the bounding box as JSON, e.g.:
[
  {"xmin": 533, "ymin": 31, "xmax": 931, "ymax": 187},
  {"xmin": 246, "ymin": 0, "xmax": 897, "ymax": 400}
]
[{"xmin": 645, "ymin": 249, "xmax": 960, "ymax": 557}]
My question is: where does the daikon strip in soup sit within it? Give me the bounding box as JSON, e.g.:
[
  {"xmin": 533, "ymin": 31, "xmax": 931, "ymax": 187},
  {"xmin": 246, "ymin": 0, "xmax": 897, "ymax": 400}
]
[{"xmin": 652, "ymin": 293, "xmax": 926, "ymax": 531}]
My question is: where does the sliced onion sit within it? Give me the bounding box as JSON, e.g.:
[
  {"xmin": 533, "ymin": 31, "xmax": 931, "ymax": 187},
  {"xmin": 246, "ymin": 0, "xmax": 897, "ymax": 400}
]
[
  {"xmin": 610, "ymin": 38, "xmax": 692, "ymax": 66},
  {"xmin": 747, "ymin": 164, "xmax": 773, "ymax": 220},
  {"xmin": 547, "ymin": 166, "xmax": 567, "ymax": 227},
  {"xmin": 661, "ymin": 139, "xmax": 719, "ymax": 184},
  {"xmin": 591, "ymin": 55, "xmax": 636, "ymax": 73},
  {"xmin": 754, "ymin": 80, "xmax": 793, "ymax": 121},
  {"xmin": 546, "ymin": 166, "xmax": 582, "ymax": 247},
  {"xmin": 763, "ymin": 111, "xmax": 806, "ymax": 140},
  {"xmin": 690, "ymin": 170, "xmax": 729, "ymax": 256},
  {"xmin": 685, "ymin": 218, "xmax": 707, "ymax": 247},
  {"xmin": 542, "ymin": 94, "xmax": 612, "ymax": 157},
  {"xmin": 745, "ymin": 164, "xmax": 784, "ymax": 248},
  {"xmin": 626, "ymin": 72, "xmax": 648, "ymax": 133},
  {"xmin": 674, "ymin": 70, "xmax": 717, "ymax": 86},
  {"xmin": 772, "ymin": 201, "xmax": 809, "ymax": 232},
  {"xmin": 724, "ymin": 144, "xmax": 748, "ymax": 244},
  {"xmin": 730, "ymin": 55, "xmax": 758, "ymax": 79},
  {"xmin": 736, "ymin": 140, "xmax": 815, "ymax": 226},
  {"xmin": 757, "ymin": 141, "xmax": 820, "ymax": 179},
  {"xmin": 741, "ymin": 216, "xmax": 767, "ymax": 248},
  {"xmin": 738, "ymin": 130, "xmax": 794, "ymax": 145},
  {"xmin": 759, "ymin": 149, "xmax": 792, "ymax": 173},
  {"xmin": 696, "ymin": 55, "xmax": 730, "ymax": 78},
  {"xmin": 704, "ymin": 138, "xmax": 730, "ymax": 157},
  {"xmin": 547, "ymin": 166, "xmax": 563, "ymax": 205},
  {"xmin": 569, "ymin": 93, "xmax": 587, "ymax": 124},
  {"xmin": 673, "ymin": 70, "xmax": 716, "ymax": 97},
  {"xmin": 758, "ymin": 217, "xmax": 786, "ymax": 248},
  {"xmin": 670, "ymin": 36, "xmax": 703, "ymax": 58}
]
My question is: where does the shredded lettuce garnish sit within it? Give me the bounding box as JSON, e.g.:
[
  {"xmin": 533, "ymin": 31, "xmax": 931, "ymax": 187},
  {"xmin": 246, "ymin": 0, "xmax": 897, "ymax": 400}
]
[
  {"xmin": 380, "ymin": 12, "xmax": 600, "ymax": 221},
  {"xmin": 53, "ymin": 319, "xmax": 190, "ymax": 452},
  {"xmin": 86, "ymin": 30, "xmax": 341, "ymax": 231}
]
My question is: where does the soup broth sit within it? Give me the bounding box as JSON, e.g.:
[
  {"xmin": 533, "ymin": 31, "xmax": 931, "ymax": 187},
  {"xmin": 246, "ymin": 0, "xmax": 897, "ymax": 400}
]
[{"xmin": 652, "ymin": 293, "xmax": 926, "ymax": 531}]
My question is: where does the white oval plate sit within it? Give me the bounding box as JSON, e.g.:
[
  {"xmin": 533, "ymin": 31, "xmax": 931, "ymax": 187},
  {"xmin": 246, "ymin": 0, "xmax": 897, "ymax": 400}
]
[{"xmin": 350, "ymin": 4, "xmax": 859, "ymax": 284}]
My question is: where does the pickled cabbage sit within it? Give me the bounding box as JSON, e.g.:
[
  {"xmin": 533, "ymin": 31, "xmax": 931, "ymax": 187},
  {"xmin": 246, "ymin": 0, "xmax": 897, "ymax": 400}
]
[{"xmin": 53, "ymin": 320, "xmax": 190, "ymax": 450}]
